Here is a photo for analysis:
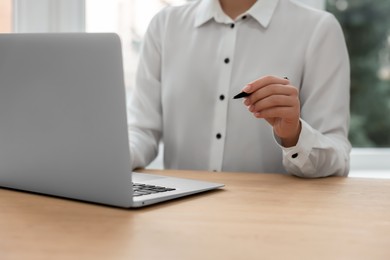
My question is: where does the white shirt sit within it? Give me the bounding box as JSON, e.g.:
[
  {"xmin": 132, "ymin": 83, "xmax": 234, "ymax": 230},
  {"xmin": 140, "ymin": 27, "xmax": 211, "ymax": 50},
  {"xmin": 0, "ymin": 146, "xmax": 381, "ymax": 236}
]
[{"xmin": 128, "ymin": 0, "xmax": 351, "ymax": 177}]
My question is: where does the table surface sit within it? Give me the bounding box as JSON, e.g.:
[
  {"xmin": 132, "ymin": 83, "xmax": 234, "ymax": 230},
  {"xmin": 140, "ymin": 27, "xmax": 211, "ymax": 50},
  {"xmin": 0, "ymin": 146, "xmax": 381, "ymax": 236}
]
[{"xmin": 1, "ymin": 169, "xmax": 390, "ymax": 260}]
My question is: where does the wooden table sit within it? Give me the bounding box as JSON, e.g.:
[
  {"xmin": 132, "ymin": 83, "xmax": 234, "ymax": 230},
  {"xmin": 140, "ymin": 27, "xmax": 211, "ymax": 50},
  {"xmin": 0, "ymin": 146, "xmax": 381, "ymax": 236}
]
[{"xmin": 1, "ymin": 169, "xmax": 390, "ymax": 260}]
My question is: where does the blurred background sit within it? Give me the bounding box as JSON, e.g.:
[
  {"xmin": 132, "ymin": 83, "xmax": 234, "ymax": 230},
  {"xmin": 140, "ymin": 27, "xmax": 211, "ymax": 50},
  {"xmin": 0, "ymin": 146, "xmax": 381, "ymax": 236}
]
[
  {"xmin": 327, "ymin": 0, "xmax": 390, "ymax": 148},
  {"xmin": 1, "ymin": 0, "xmax": 389, "ymax": 175}
]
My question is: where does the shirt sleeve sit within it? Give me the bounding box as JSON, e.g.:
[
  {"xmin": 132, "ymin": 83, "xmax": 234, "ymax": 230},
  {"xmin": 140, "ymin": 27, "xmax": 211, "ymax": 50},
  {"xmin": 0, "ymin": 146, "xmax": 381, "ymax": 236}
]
[
  {"xmin": 276, "ymin": 13, "xmax": 351, "ymax": 178},
  {"xmin": 127, "ymin": 13, "xmax": 164, "ymax": 169}
]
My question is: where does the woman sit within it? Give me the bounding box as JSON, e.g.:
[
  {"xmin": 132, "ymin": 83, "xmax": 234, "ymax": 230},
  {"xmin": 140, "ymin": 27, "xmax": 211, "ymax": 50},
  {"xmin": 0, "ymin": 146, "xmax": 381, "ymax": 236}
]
[{"xmin": 128, "ymin": 0, "xmax": 351, "ymax": 178}]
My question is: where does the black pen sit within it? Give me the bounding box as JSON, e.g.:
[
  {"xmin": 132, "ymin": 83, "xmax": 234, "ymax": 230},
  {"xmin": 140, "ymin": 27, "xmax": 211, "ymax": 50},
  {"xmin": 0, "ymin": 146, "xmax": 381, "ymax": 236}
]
[
  {"xmin": 233, "ymin": 77, "xmax": 289, "ymax": 99},
  {"xmin": 232, "ymin": 91, "xmax": 250, "ymax": 99}
]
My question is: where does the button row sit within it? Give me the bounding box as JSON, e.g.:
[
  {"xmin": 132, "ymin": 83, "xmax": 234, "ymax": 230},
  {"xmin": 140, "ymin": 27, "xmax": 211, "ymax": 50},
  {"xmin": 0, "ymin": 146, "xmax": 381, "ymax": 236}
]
[{"xmin": 214, "ymin": 18, "xmax": 247, "ymax": 174}]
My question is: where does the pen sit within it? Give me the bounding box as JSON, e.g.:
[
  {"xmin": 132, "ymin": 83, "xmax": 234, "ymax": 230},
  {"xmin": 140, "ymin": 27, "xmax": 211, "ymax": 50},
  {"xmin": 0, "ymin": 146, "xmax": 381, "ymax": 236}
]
[
  {"xmin": 232, "ymin": 91, "xmax": 250, "ymax": 99},
  {"xmin": 233, "ymin": 77, "xmax": 289, "ymax": 99}
]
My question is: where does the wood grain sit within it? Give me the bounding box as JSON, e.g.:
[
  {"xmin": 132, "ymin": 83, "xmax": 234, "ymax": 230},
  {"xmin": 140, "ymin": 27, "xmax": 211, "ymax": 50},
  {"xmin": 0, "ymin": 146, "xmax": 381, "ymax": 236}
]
[{"xmin": 1, "ymin": 169, "xmax": 389, "ymax": 260}]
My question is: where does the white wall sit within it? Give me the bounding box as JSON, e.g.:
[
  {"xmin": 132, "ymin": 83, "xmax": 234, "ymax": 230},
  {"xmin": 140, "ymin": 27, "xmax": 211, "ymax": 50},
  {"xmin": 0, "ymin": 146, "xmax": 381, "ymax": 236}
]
[{"xmin": 13, "ymin": 0, "xmax": 85, "ymax": 32}]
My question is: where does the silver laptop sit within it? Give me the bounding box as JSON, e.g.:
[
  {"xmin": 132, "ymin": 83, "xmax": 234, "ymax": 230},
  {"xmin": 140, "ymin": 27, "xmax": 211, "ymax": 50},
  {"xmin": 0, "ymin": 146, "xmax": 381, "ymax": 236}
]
[{"xmin": 0, "ymin": 33, "xmax": 223, "ymax": 208}]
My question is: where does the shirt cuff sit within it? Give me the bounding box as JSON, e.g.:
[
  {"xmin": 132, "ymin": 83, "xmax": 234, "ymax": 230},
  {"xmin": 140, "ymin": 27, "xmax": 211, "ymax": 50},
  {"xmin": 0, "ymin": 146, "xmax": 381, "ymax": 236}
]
[{"xmin": 273, "ymin": 119, "xmax": 316, "ymax": 169}]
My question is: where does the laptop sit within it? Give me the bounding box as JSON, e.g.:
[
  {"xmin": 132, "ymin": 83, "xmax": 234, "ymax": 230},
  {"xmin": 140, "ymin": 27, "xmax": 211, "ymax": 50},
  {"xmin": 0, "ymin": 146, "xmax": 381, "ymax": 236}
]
[{"xmin": 0, "ymin": 33, "xmax": 224, "ymax": 208}]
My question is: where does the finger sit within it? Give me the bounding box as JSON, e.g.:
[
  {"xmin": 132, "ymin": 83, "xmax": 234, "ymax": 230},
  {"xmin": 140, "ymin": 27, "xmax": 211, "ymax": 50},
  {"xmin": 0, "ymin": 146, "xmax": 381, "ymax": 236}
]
[
  {"xmin": 248, "ymin": 95, "xmax": 297, "ymax": 113},
  {"xmin": 245, "ymin": 84, "xmax": 298, "ymax": 106},
  {"xmin": 253, "ymin": 107, "xmax": 299, "ymax": 119},
  {"xmin": 243, "ymin": 75, "xmax": 289, "ymax": 93}
]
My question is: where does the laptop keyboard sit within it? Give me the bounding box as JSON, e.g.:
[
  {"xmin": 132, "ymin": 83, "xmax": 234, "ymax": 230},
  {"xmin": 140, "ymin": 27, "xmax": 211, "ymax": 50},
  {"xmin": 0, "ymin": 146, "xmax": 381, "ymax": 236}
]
[{"xmin": 132, "ymin": 183, "xmax": 176, "ymax": 197}]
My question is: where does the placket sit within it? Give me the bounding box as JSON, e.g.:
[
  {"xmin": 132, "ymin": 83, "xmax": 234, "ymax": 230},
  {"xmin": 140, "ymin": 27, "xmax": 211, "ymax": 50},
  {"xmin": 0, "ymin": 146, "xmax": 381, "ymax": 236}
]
[{"xmin": 208, "ymin": 22, "xmax": 237, "ymax": 172}]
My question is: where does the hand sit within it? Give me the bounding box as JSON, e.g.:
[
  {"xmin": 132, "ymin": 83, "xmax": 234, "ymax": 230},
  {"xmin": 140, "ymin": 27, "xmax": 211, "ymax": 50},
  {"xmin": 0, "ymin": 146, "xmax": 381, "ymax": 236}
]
[{"xmin": 242, "ymin": 76, "xmax": 301, "ymax": 147}]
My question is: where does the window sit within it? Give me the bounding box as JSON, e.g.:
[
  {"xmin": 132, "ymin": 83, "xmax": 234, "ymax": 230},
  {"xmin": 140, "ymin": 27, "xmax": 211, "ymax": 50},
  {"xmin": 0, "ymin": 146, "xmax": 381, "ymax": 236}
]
[
  {"xmin": 0, "ymin": 0, "xmax": 12, "ymax": 33},
  {"xmin": 327, "ymin": 0, "xmax": 390, "ymax": 148},
  {"xmin": 326, "ymin": 0, "xmax": 390, "ymax": 177},
  {"xmin": 85, "ymin": 0, "xmax": 187, "ymax": 89},
  {"xmin": 13, "ymin": 0, "xmax": 85, "ymax": 33}
]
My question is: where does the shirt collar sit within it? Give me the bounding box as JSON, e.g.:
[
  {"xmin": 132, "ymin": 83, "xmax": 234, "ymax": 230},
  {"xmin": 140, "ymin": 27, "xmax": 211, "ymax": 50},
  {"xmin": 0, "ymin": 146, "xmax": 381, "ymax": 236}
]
[{"xmin": 194, "ymin": 0, "xmax": 279, "ymax": 28}]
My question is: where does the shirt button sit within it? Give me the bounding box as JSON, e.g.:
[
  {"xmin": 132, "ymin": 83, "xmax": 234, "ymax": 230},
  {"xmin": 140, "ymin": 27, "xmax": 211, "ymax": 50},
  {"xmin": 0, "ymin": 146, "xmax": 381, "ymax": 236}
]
[
  {"xmin": 219, "ymin": 95, "xmax": 225, "ymax": 100},
  {"xmin": 292, "ymin": 153, "xmax": 298, "ymax": 159},
  {"xmin": 216, "ymin": 133, "xmax": 222, "ymax": 139},
  {"xmin": 230, "ymin": 23, "xmax": 235, "ymax": 28},
  {"xmin": 224, "ymin": 58, "xmax": 230, "ymax": 64}
]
